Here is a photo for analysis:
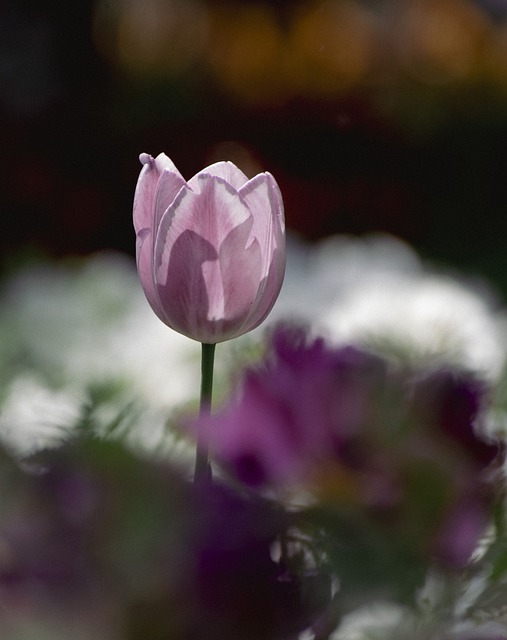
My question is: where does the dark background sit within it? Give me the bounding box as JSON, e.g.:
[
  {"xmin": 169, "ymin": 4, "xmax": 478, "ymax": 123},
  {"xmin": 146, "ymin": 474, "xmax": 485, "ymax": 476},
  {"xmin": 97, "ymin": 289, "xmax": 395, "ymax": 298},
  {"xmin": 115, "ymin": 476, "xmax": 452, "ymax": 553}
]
[{"xmin": 3, "ymin": 0, "xmax": 507, "ymax": 292}]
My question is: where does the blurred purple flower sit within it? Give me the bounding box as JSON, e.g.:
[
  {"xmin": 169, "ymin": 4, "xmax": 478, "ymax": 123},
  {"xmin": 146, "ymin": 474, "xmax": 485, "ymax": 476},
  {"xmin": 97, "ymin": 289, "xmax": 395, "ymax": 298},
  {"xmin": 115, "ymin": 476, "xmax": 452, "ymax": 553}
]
[
  {"xmin": 433, "ymin": 489, "xmax": 492, "ymax": 566},
  {"xmin": 195, "ymin": 325, "xmax": 386, "ymax": 486},
  {"xmin": 0, "ymin": 438, "xmax": 331, "ymax": 640},
  {"xmin": 192, "ymin": 325, "xmax": 502, "ymax": 569},
  {"xmin": 184, "ymin": 482, "xmax": 331, "ymax": 640},
  {"xmin": 410, "ymin": 368, "xmax": 499, "ymax": 467}
]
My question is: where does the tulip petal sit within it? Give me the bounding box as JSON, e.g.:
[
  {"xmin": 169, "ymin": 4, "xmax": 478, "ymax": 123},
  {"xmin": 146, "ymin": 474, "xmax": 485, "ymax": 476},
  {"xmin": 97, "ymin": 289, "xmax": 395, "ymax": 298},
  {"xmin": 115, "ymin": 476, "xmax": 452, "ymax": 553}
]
[
  {"xmin": 217, "ymin": 224, "xmax": 263, "ymax": 333},
  {"xmin": 133, "ymin": 163, "xmax": 156, "ymax": 235},
  {"xmin": 239, "ymin": 173, "xmax": 285, "ymax": 275},
  {"xmin": 156, "ymin": 227, "xmax": 219, "ymax": 340},
  {"xmin": 133, "ymin": 153, "xmax": 181, "ymax": 233},
  {"xmin": 244, "ymin": 245, "xmax": 286, "ymax": 333},
  {"xmin": 188, "ymin": 161, "xmax": 249, "ymax": 192},
  {"xmin": 154, "ymin": 169, "xmax": 187, "ymax": 231},
  {"xmin": 159, "ymin": 218, "xmax": 262, "ymax": 342},
  {"xmin": 135, "ymin": 227, "xmax": 166, "ymax": 320},
  {"xmin": 160, "ymin": 175, "xmax": 252, "ymax": 252},
  {"xmin": 238, "ymin": 173, "xmax": 286, "ymax": 331},
  {"xmin": 154, "ymin": 177, "xmax": 257, "ymax": 341}
]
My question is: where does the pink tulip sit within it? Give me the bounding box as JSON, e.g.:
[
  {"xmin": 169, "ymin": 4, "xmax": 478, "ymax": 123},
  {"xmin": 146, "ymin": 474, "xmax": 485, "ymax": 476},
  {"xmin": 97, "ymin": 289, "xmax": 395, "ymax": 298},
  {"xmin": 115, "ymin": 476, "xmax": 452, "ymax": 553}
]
[{"xmin": 133, "ymin": 153, "xmax": 286, "ymax": 343}]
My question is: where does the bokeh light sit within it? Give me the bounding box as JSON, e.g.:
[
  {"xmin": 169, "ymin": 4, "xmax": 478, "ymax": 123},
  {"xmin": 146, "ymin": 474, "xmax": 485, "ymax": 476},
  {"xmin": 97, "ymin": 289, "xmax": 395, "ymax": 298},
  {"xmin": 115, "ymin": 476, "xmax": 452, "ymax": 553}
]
[
  {"xmin": 91, "ymin": 0, "xmax": 507, "ymax": 102},
  {"xmin": 205, "ymin": 3, "xmax": 291, "ymax": 106},
  {"xmin": 392, "ymin": 0, "xmax": 491, "ymax": 84},
  {"xmin": 93, "ymin": 0, "xmax": 209, "ymax": 78},
  {"xmin": 288, "ymin": 0, "xmax": 378, "ymax": 96}
]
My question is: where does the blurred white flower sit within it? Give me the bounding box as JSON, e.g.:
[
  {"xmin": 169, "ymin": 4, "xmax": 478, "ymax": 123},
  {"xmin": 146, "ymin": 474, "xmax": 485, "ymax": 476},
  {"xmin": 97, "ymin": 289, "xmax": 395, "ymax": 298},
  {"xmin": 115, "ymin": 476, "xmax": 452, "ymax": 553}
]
[
  {"xmin": 0, "ymin": 375, "xmax": 83, "ymax": 455},
  {"xmin": 1, "ymin": 233, "xmax": 506, "ymax": 454},
  {"xmin": 0, "ymin": 252, "xmax": 197, "ymax": 407},
  {"xmin": 328, "ymin": 601, "xmax": 408, "ymax": 640},
  {"xmin": 271, "ymin": 234, "xmax": 507, "ymax": 379},
  {"xmin": 0, "ymin": 253, "xmax": 197, "ymax": 454}
]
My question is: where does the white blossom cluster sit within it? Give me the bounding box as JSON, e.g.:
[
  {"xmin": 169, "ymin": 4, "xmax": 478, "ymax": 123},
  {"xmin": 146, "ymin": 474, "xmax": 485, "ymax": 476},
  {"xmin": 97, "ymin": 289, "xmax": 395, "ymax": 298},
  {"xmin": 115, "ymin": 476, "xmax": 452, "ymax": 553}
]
[{"xmin": 0, "ymin": 233, "xmax": 506, "ymax": 456}]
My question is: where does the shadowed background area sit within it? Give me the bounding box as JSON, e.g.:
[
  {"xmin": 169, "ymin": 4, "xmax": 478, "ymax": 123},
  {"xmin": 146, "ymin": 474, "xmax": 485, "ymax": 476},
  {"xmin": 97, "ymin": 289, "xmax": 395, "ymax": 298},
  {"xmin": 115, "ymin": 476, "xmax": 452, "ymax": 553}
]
[{"xmin": 2, "ymin": 0, "xmax": 507, "ymax": 290}]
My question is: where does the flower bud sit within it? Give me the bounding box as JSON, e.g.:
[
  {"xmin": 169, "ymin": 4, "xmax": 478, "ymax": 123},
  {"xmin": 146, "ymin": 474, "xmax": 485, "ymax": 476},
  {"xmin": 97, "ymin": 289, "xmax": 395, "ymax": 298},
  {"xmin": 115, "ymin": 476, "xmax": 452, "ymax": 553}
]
[{"xmin": 133, "ymin": 153, "xmax": 286, "ymax": 343}]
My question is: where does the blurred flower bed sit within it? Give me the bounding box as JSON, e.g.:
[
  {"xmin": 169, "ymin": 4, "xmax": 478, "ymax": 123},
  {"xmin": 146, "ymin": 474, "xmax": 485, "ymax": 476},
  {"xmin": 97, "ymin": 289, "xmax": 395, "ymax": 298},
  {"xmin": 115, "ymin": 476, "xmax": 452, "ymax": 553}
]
[
  {"xmin": 2, "ymin": 235, "xmax": 507, "ymax": 638},
  {"xmin": 2, "ymin": 234, "xmax": 505, "ymax": 456}
]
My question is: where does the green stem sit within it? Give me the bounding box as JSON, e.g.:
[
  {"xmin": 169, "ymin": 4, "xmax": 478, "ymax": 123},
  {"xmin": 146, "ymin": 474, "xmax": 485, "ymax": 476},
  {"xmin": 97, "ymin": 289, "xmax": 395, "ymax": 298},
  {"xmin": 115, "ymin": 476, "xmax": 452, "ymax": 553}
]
[{"xmin": 194, "ymin": 342, "xmax": 216, "ymax": 482}]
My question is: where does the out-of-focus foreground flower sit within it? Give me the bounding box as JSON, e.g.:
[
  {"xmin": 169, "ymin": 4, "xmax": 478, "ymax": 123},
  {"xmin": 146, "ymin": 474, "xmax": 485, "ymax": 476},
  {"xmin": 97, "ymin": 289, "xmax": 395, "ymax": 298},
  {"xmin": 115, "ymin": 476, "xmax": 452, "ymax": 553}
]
[
  {"xmin": 133, "ymin": 153, "xmax": 285, "ymax": 343},
  {"xmin": 194, "ymin": 325, "xmax": 503, "ymax": 574},
  {"xmin": 0, "ymin": 253, "xmax": 507, "ymax": 637},
  {"xmin": 0, "ymin": 437, "xmax": 329, "ymax": 640}
]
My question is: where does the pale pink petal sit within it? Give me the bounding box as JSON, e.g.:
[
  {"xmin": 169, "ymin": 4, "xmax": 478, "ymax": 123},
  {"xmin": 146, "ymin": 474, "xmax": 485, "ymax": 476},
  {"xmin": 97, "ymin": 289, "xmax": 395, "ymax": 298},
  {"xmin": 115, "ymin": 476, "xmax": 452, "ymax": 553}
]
[
  {"xmin": 154, "ymin": 169, "xmax": 187, "ymax": 230},
  {"xmin": 133, "ymin": 157, "xmax": 158, "ymax": 234},
  {"xmin": 158, "ymin": 175, "xmax": 251, "ymax": 252},
  {"xmin": 239, "ymin": 172, "xmax": 285, "ymax": 274},
  {"xmin": 187, "ymin": 161, "xmax": 249, "ymax": 192},
  {"xmin": 155, "ymin": 224, "xmax": 218, "ymax": 340},
  {"xmin": 190, "ymin": 220, "xmax": 262, "ymax": 341},
  {"xmin": 201, "ymin": 258, "xmax": 225, "ymax": 322},
  {"xmin": 153, "ymin": 179, "xmax": 253, "ymax": 341},
  {"xmin": 242, "ymin": 245, "xmax": 286, "ymax": 333},
  {"xmin": 151, "ymin": 152, "xmax": 182, "ymax": 174},
  {"xmin": 134, "ymin": 153, "xmax": 180, "ymax": 232},
  {"xmin": 218, "ymin": 225, "xmax": 263, "ymax": 327},
  {"xmin": 133, "ymin": 155, "xmax": 160, "ymax": 316},
  {"xmin": 135, "ymin": 228, "xmax": 166, "ymax": 320},
  {"xmin": 236, "ymin": 172, "xmax": 286, "ymax": 333}
]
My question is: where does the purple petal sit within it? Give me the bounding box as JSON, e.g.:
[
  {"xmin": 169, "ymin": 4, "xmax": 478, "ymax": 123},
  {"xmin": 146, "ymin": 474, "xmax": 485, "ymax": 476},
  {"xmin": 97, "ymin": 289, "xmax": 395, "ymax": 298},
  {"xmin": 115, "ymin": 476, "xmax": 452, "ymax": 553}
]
[
  {"xmin": 154, "ymin": 169, "xmax": 187, "ymax": 231},
  {"xmin": 239, "ymin": 173, "xmax": 285, "ymax": 275},
  {"xmin": 236, "ymin": 173, "xmax": 286, "ymax": 331},
  {"xmin": 134, "ymin": 153, "xmax": 187, "ymax": 322},
  {"xmin": 198, "ymin": 371, "xmax": 308, "ymax": 485},
  {"xmin": 193, "ymin": 327, "xmax": 390, "ymax": 487},
  {"xmin": 160, "ymin": 175, "xmax": 252, "ymax": 252},
  {"xmin": 217, "ymin": 225, "xmax": 263, "ymax": 332},
  {"xmin": 133, "ymin": 153, "xmax": 180, "ymax": 233},
  {"xmin": 434, "ymin": 494, "xmax": 490, "ymax": 566},
  {"xmin": 241, "ymin": 245, "xmax": 286, "ymax": 334},
  {"xmin": 136, "ymin": 228, "xmax": 166, "ymax": 320},
  {"xmin": 188, "ymin": 161, "xmax": 249, "ymax": 191},
  {"xmin": 413, "ymin": 369, "xmax": 499, "ymax": 467},
  {"xmin": 153, "ymin": 177, "xmax": 260, "ymax": 341},
  {"xmin": 155, "ymin": 227, "xmax": 218, "ymax": 339}
]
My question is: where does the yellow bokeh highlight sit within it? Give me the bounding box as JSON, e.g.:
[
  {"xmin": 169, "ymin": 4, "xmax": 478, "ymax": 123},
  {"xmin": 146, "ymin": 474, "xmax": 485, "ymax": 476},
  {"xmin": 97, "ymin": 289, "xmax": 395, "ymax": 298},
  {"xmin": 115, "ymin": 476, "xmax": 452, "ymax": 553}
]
[
  {"xmin": 288, "ymin": 0, "xmax": 378, "ymax": 95},
  {"xmin": 393, "ymin": 0, "xmax": 491, "ymax": 83},
  {"xmin": 206, "ymin": 4, "xmax": 292, "ymax": 106},
  {"xmin": 93, "ymin": 0, "xmax": 209, "ymax": 78},
  {"xmin": 480, "ymin": 21, "xmax": 507, "ymax": 90},
  {"xmin": 91, "ymin": 0, "xmax": 507, "ymax": 105}
]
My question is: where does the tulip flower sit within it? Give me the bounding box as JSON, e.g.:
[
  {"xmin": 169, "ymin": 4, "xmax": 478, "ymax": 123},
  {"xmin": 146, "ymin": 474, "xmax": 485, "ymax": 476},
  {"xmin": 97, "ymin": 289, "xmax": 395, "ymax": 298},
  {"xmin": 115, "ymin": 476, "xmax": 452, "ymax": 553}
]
[{"xmin": 133, "ymin": 153, "xmax": 286, "ymax": 344}]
